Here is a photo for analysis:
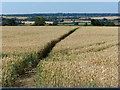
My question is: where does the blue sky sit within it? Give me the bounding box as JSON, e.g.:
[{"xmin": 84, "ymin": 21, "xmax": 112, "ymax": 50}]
[{"xmin": 2, "ymin": 2, "xmax": 118, "ymax": 14}]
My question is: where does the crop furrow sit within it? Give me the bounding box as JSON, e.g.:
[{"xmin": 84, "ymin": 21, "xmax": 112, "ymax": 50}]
[{"xmin": 14, "ymin": 27, "xmax": 79, "ymax": 87}]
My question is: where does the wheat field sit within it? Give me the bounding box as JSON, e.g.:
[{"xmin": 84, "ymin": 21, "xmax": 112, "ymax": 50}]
[
  {"xmin": 90, "ymin": 16, "xmax": 118, "ymax": 20},
  {"xmin": 37, "ymin": 26, "xmax": 118, "ymax": 87},
  {"xmin": 2, "ymin": 26, "xmax": 77, "ymax": 54},
  {"xmin": 1, "ymin": 26, "xmax": 119, "ymax": 87},
  {"xmin": 2, "ymin": 26, "xmax": 77, "ymax": 87}
]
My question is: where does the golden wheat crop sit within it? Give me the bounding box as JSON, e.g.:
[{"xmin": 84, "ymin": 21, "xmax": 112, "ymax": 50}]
[
  {"xmin": 2, "ymin": 16, "xmax": 29, "ymax": 19},
  {"xmin": 91, "ymin": 16, "xmax": 118, "ymax": 19},
  {"xmin": 0, "ymin": 65, "xmax": 1, "ymax": 85},
  {"xmin": 2, "ymin": 26, "xmax": 77, "ymax": 87},
  {"xmin": 2, "ymin": 26, "xmax": 119, "ymax": 87},
  {"xmin": 2, "ymin": 26, "xmax": 76, "ymax": 54},
  {"xmin": 37, "ymin": 26, "xmax": 118, "ymax": 87}
]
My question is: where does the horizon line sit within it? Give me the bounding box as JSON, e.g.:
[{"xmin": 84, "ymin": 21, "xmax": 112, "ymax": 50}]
[{"xmin": 2, "ymin": 12, "xmax": 119, "ymax": 15}]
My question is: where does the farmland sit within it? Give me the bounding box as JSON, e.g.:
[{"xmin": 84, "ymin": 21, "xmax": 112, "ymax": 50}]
[
  {"xmin": 0, "ymin": 59, "xmax": 2, "ymax": 87},
  {"xmin": 1, "ymin": 26, "xmax": 119, "ymax": 87},
  {"xmin": 1, "ymin": 13, "xmax": 119, "ymax": 26},
  {"xmin": 37, "ymin": 27, "xmax": 118, "ymax": 87},
  {"xmin": 2, "ymin": 26, "xmax": 76, "ymax": 54},
  {"xmin": 2, "ymin": 26, "xmax": 77, "ymax": 87}
]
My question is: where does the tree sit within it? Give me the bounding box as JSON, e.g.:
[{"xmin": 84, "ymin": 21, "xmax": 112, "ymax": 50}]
[
  {"xmin": 2, "ymin": 18, "xmax": 18, "ymax": 26},
  {"xmin": 60, "ymin": 19, "xmax": 64, "ymax": 22},
  {"xmin": 103, "ymin": 18, "xmax": 107, "ymax": 21},
  {"xmin": 53, "ymin": 20, "xmax": 58, "ymax": 26},
  {"xmin": 91, "ymin": 19, "xmax": 115, "ymax": 26},
  {"xmin": 74, "ymin": 22, "xmax": 79, "ymax": 25},
  {"xmin": 91, "ymin": 19, "xmax": 101, "ymax": 26},
  {"xmin": 34, "ymin": 17, "xmax": 45, "ymax": 26},
  {"xmin": 84, "ymin": 22, "xmax": 88, "ymax": 26},
  {"xmin": 104, "ymin": 21, "xmax": 115, "ymax": 26}
]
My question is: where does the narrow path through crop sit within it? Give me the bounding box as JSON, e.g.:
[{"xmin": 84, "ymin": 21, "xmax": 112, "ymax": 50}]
[{"xmin": 15, "ymin": 27, "xmax": 79, "ymax": 87}]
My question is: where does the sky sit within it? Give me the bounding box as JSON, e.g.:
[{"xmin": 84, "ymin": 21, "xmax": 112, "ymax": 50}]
[
  {"xmin": 2, "ymin": 2, "xmax": 118, "ymax": 14},
  {"xmin": 1, "ymin": 0, "xmax": 120, "ymax": 2}
]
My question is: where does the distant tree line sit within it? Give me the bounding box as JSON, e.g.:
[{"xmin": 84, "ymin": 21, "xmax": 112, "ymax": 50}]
[
  {"xmin": 2, "ymin": 17, "xmax": 46, "ymax": 26},
  {"xmin": 91, "ymin": 18, "xmax": 115, "ymax": 26},
  {"xmin": 1, "ymin": 17, "xmax": 116, "ymax": 26},
  {"xmin": 33, "ymin": 17, "xmax": 45, "ymax": 26},
  {"xmin": 3, "ymin": 13, "xmax": 119, "ymax": 17},
  {"xmin": 2, "ymin": 18, "xmax": 18, "ymax": 26}
]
